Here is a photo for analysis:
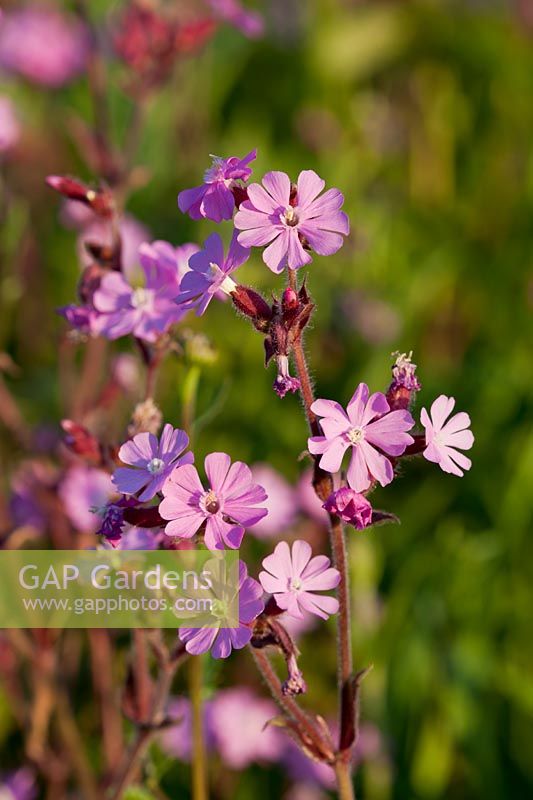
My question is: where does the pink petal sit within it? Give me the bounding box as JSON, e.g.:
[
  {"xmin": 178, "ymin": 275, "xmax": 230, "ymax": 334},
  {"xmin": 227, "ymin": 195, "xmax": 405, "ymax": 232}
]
[
  {"xmin": 237, "ymin": 225, "xmax": 279, "ymax": 248},
  {"xmin": 246, "ymin": 182, "xmax": 280, "ymax": 213},
  {"xmin": 359, "ymin": 441, "xmax": 394, "ymax": 487},
  {"xmin": 262, "ymin": 541, "xmax": 292, "ymax": 581},
  {"xmin": 263, "ymin": 230, "xmax": 289, "ymax": 273},
  {"xmin": 311, "ymin": 398, "xmax": 350, "ymax": 425},
  {"xmin": 303, "ymin": 188, "xmax": 345, "ymax": 219},
  {"xmin": 360, "ymin": 391, "xmax": 390, "ymax": 426},
  {"xmin": 163, "ymin": 513, "xmax": 204, "ymax": 539},
  {"xmin": 346, "ymin": 446, "xmax": 371, "ymax": 492},
  {"xmin": 430, "ymin": 395, "xmax": 456, "ymax": 431},
  {"xmin": 307, "ymin": 436, "xmax": 328, "ymax": 455},
  {"xmin": 301, "ymin": 567, "xmax": 340, "ymax": 592},
  {"xmin": 112, "ymin": 467, "xmax": 149, "ymax": 495},
  {"xmin": 364, "ymin": 410, "xmax": 414, "ymax": 455},
  {"xmin": 291, "ymin": 540, "xmax": 313, "ymax": 578},
  {"xmin": 234, "ymin": 205, "xmax": 273, "ymax": 229},
  {"xmin": 298, "ymin": 591, "xmax": 339, "ymax": 620},
  {"xmin": 205, "ymin": 452, "xmax": 231, "ymax": 493},
  {"xmin": 297, "ymin": 225, "xmax": 344, "ymax": 256},
  {"xmin": 164, "ymin": 464, "xmax": 204, "ymax": 497},
  {"xmin": 259, "ymin": 571, "xmax": 285, "ymax": 594},
  {"xmin": 296, "ymin": 170, "xmax": 325, "ymax": 208},
  {"xmin": 262, "ymin": 171, "xmax": 291, "ymax": 207},
  {"xmin": 318, "ymin": 437, "xmax": 350, "ymax": 473},
  {"xmin": 441, "ymin": 412, "xmax": 472, "ymax": 436},
  {"xmin": 346, "ymin": 383, "xmax": 369, "ymax": 426},
  {"xmin": 443, "ymin": 429, "xmax": 474, "ymax": 450},
  {"xmin": 287, "ymin": 229, "xmax": 312, "ymax": 269}
]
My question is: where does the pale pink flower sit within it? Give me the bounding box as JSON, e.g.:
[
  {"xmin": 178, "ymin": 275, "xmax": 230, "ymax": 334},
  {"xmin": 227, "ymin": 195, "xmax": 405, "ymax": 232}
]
[
  {"xmin": 308, "ymin": 383, "xmax": 414, "ymax": 492},
  {"xmin": 0, "ymin": 96, "xmax": 20, "ymax": 153},
  {"xmin": 259, "ymin": 540, "xmax": 340, "ymax": 620},
  {"xmin": 234, "ymin": 169, "xmax": 349, "ymax": 273},
  {"xmin": 421, "ymin": 395, "xmax": 474, "ymax": 476}
]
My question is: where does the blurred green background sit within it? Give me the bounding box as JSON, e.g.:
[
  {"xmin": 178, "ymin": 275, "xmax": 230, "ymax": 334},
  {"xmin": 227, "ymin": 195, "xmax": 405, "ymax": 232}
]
[{"xmin": 1, "ymin": 1, "xmax": 533, "ymax": 799}]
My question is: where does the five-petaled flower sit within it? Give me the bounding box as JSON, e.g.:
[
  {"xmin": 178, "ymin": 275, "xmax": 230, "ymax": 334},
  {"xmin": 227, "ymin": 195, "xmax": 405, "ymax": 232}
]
[
  {"xmin": 234, "ymin": 170, "xmax": 349, "ymax": 273},
  {"xmin": 178, "ymin": 150, "xmax": 256, "ymax": 222},
  {"xmin": 91, "ymin": 240, "xmax": 188, "ymax": 342},
  {"xmin": 112, "ymin": 424, "xmax": 193, "ymax": 502},
  {"xmin": 259, "ymin": 540, "xmax": 340, "ymax": 620},
  {"xmin": 421, "ymin": 395, "xmax": 474, "ymax": 476},
  {"xmin": 159, "ymin": 452, "xmax": 268, "ymax": 550},
  {"xmin": 179, "ymin": 560, "xmax": 264, "ymax": 658},
  {"xmin": 308, "ymin": 383, "xmax": 415, "ymax": 493},
  {"xmin": 175, "ymin": 232, "xmax": 249, "ymax": 316}
]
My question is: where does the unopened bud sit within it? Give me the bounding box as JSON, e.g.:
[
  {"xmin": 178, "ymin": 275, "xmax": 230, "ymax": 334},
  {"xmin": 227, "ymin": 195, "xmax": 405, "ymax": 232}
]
[
  {"xmin": 282, "ymin": 286, "xmax": 299, "ymax": 312},
  {"xmin": 46, "ymin": 175, "xmax": 114, "ymax": 218},
  {"xmin": 386, "ymin": 351, "xmax": 421, "ymax": 410},
  {"xmin": 61, "ymin": 420, "xmax": 102, "ymax": 465},
  {"xmin": 231, "ymin": 285, "xmax": 272, "ymax": 329}
]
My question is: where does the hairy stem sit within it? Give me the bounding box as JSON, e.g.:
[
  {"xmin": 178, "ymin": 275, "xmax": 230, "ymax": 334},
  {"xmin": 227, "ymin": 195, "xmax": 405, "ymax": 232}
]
[{"xmin": 287, "ymin": 270, "xmax": 356, "ymax": 797}]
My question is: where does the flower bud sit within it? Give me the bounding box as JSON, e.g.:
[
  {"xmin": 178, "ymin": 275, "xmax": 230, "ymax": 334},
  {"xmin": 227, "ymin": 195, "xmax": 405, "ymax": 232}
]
[
  {"xmin": 231, "ymin": 285, "xmax": 272, "ymax": 329},
  {"xmin": 61, "ymin": 420, "xmax": 102, "ymax": 464},
  {"xmin": 386, "ymin": 351, "xmax": 421, "ymax": 410},
  {"xmin": 323, "ymin": 487, "xmax": 372, "ymax": 530},
  {"xmin": 46, "ymin": 175, "xmax": 114, "ymax": 218}
]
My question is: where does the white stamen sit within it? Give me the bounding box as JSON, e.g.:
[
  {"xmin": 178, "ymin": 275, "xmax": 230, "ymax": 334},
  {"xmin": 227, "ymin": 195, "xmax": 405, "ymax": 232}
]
[
  {"xmin": 131, "ymin": 287, "xmax": 150, "ymax": 308},
  {"xmin": 347, "ymin": 427, "xmax": 364, "ymax": 445},
  {"xmin": 147, "ymin": 457, "xmax": 165, "ymax": 474}
]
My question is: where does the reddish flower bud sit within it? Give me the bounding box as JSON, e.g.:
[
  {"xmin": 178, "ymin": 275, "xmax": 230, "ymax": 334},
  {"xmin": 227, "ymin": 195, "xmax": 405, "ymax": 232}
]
[
  {"xmin": 282, "ymin": 286, "xmax": 299, "ymax": 312},
  {"xmin": 323, "ymin": 488, "xmax": 372, "ymax": 530},
  {"xmin": 386, "ymin": 351, "xmax": 421, "ymax": 410},
  {"xmin": 46, "ymin": 175, "xmax": 114, "ymax": 218},
  {"xmin": 61, "ymin": 420, "xmax": 102, "ymax": 464},
  {"xmin": 231, "ymin": 285, "xmax": 273, "ymax": 329}
]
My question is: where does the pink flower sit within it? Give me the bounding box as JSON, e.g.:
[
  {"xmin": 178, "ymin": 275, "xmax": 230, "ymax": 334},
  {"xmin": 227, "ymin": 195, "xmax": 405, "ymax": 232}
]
[
  {"xmin": 323, "ymin": 488, "xmax": 372, "ymax": 530},
  {"xmin": 75, "ymin": 214, "xmax": 152, "ymax": 282},
  {"xmin": 0, "ymin": 96, "xmax": 20, "ymax": 153},
  {"xmin": 0, "ymin": 7, "xmax": 89, "ymax": 87},
  {"xmin": 112, "ymin": 424, "xmax": 193, "ymax": 502},
  {"xmin": 159, "ymin": 452, "xmax": 268, "ymax": 550},
  {"xmin": 308, "ymin": 383, "xmax": 415, "ymax": 493},
  {"xmin": 175, "ymin": 232, "xmax": 249, "ymax": 316},
  {"xmin": 179, "ymin": 561, "xmax": 264, "ymax": 657},
  {"xmin": 259, "ymin": 540, "xmax": 340, "ymax": 620},
  {"xmin": 421, "ymin": 395, "xmax": 474, "ymax": 476},
  {"xmin": 234, "ymin": 170, "xmax": 349, "ymax": 273},
  {"xmin": 249, "ymin": 464, "xmax": 297, "ymax": 539},
  {"xmin": 92, "ymin": 240, "xmax": 186, "ymax": 341},
  {"xmin": 208, "ymin": 688, "xmax": 282, "ymax": 768},
  {"xmin": 178, "ymin": 150, "xmax": 256, "ymax": 222}
]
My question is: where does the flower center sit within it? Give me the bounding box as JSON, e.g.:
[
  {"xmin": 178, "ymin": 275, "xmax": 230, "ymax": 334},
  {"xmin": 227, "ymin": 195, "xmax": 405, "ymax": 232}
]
[
  {"xmin": 147, "ymin": 457, "xmax": 165, "ymax": 474},
  {"xmin": 131, "ymin": 287, "xmax": 150, "ymax": 309},
  {"xmin": 289, "ymin": 577, "xmax": 302, "ymax": 592},
  {"xmin": 281, "ymin": 206, "xmax": 299, "ymax": 227},
  {"xmin": 203, "ymin": 490, "xmax": 220, "ymax": 515},
  {"xmin": 347, "ymin": 427, "xmax": 364, "ymax": 445}
]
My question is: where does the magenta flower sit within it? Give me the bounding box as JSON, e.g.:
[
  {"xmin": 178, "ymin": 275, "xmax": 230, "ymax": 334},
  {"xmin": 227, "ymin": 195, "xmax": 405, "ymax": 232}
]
[
  {"xmin": 273, "ymin": 355, "xmax": 301, "ymax": 399},
  {"xmin": 179, "ymin": 561, "xmax": 264, "ymax": 658},
  {"xmin": 178, "ymin": 150, "xmax": 256, "ymax": 222},
  {"xmin": 174, "ymin": 232, "xmax": 249, "ymax": 316},
  {"xmin": 234, "ymin": 170, "xmax": 349, "ymax": 273},
  {"xmin": 92, "ymin": 240, "xmax": 186, "ymax": 341},
  {"xmin": 421, "ymin": 395, "xmax": 474, "ymax": 477},
  {"xmin": 0, "ymin": 7, "xmax": 89, "ymax": 88},
  {"xmin": 113, "ymin": 424, "xmax": 193, "ymax": 502},
  {"xmin": 0, "ymin": 96, "xmax": 20, "ymax": 153},
  {"xmin": 159, "ymin": 452, "xmax": 268, "ymax": 550},
  {"xmin": 308, "ymin": 383, "xmax": 415, "ymax": 493},
  {"xmin": 323, "ymin": 488, "xmax": 372, "ymax": 530},
  {"xmin": 0, "ymin": 768, "xmax": 37, "ymax": 800},
  {"xmin": 259, "ymin": 540, "xmax": 340, "ymax": 620}
]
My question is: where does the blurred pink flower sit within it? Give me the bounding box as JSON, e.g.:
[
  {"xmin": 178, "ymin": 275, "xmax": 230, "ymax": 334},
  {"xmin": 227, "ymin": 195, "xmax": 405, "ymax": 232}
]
[
  {"xmin": 160, "ymin": 696, "xmax": 214, "ymax": 761},
  {"xmin": 421, "ymin": 395, "xmax": 474, "ymax": 477},
  {"xmin": 296, "ymin": 468, "xmax": 329, "ymax": 525},
  {"xmin": 75, "ymin": 214, "xmax": 151, "ymax": 282},
  {"xmin": 235, "ymin": 170, "xmax": 349, "ymax": 272},
  {"xmin": 0, "ymin": 96, "xmax": 20, "ymax": 153},
  {"xmin": 59, "ymin": 466, "xmax": 115, "ymax": 533},
  {"xmin": 0, "ymin": 767, "xmax": 37, "ymax": 800},
  {"xmin": 250, "ymin": 463, "xmax": 297, "ymax": 539},
  {"xmin": 209, "ymin": 688, "xmax": 282, "ymax": 768},
  {"xmin": 259, "ymin": 540, "xmax": 340, "ymax": 620},
  {"xmin": 308, "ymin": 383, "xmax": 414, "ymax": 492},
  {"xmin": 9, "ymin": 461, "xmax": 56, "ymax": 534},
  {"xmin": 93, "ymin": 241, "xmax": 187, "ymax": 342},
  {"xmin": 0, "ymin": 7, "xmax": 89, "ymax": 87}
]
